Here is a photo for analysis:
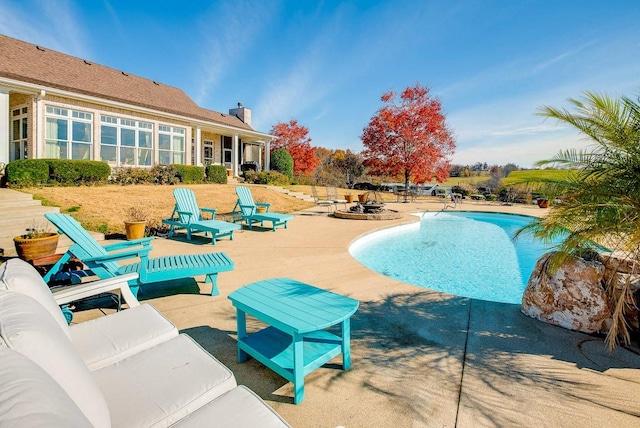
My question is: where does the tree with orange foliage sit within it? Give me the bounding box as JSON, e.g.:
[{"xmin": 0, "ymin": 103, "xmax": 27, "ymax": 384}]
[
  {"xmin": 361, "ymin": 83, "xmax": 455, "ymax": 201},
  {"xmin": 270, "ymin": 120, "xmax": 319, "ymax": 176}
]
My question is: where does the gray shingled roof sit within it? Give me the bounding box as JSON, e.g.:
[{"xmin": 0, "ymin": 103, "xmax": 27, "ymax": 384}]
[{"xmin": 0, "ymin": 34, "xmax": 253, "ymax": 131}]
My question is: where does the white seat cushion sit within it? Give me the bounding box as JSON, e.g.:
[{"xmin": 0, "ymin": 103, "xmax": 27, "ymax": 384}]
[
  {"xmin": 173, "ymin": 385, "xmax": 291, "ymax": 428},
  {"xmin": 0, "ymin": 258, "xmax": 70, "ymax": 336},
  {"xmin": 0, "ymin": 346, "xmax": 92, "ymax": 427},
  {"xmin": 93, "ymin": 334, "xmax": 237, "ymax": 428},
  {"xmin": 70, "ymin": 303, "xmax": 178, "ymax": 370},
  {"xmin": 0, "ymin": 291, "xmax": 111, "ymax": 428}
]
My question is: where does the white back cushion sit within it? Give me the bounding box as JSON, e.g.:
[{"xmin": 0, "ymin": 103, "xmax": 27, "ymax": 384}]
[
  {"xmin": 0, "ymin": 258, "xmax": 70, "ymax": 336},
  {"xmin": 0, "ymin": 291, "xmax": 110, "ymax": 428},
  {"xmin": 0, "ymin": 346, "xmax": 92, "ymax": 427}
]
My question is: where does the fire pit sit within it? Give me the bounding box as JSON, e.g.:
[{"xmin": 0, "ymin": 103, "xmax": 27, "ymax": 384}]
[
  {"xmin": 333, "ymin": 191, "xmax": 401, "ymax": 220},
  {"xmin": 351, "ymin": 202, "xmax": 386, "ymax": 214}
]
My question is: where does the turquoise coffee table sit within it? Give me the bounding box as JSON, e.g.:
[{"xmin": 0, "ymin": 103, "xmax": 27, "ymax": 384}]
[{"xmin": 228, "ymin": 277, "xmax": 359, "ymax": 404}]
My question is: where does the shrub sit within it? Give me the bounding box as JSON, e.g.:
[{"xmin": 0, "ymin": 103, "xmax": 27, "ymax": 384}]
[
  {"xmin": 150, "ymin": 164, "xmax": 179, "ymax": 185},
  {"xmin": 173, "ymin": 164, "xmax": 205, "ymax": 184},
  {"xmin": 244, "ymin": 170, "xmax": 290, "ymax": 185},
  {"xmin": 294, "ymin": 174, "xmax": 314, "ymax": 185},
  {"xmin": 270, "ymin": 149, "xmax": 293, "ymax": 179},
  {"xmin": 5, "ymin": 159, "xmax": 50, "ymax": 187},
  {"xmin": 6, "ymin": 159, "xmax": 110, "ymax": 187},
  {"xmin": 206, "ymin": 165, "xmax": 228, "ymax": 184},
  {"xmin": 452, "ymin": 183, "xmax": 475, "ymax": 198},
  {"xmin": 110, "ymin": 167, "xmax": 154, "ymax": 185},
  {"xmin": 47, "ymin": 159, "xmax": 110, "ymax": 185}
]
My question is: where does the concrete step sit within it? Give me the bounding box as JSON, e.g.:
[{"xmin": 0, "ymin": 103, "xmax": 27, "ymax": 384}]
[
  {"xmin": 0, "ymin": 198, "xmax": 42, "ymax": 208},
  {"xmin": 266, "ymin": 185, "xmax": 285, "ymax": 193},
  {"xmin": 284, "ymin": 191, "xmax": 306, "ymax": 197},
  {"xmin": 265, "ymin": 186, "xmax": 314, "ymax": 202},
  {"xmin": 0, "ymin": 188, "xmax": 34, "ymax": 200},
  {"xmin": 0, "ymin": 206, "xmax": 60, "ymax": 228}
]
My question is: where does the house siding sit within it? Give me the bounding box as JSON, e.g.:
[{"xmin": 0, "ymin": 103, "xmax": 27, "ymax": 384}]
[{"xmin": 1, "ymin": 34, "xmax": 272, "ymax": 171}]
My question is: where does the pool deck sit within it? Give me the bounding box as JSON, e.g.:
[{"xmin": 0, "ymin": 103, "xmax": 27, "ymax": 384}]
[{"xmin": 73, "ymin": 198, "xmax": 640, "ymax": 427}]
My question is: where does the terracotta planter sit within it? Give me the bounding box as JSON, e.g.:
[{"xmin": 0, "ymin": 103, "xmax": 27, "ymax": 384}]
[
  {"xmin": 124, "ymin": 221, "xmax": 146, "ymax": 240},
  {"xmin": 13, "ymin": 232, "xmax": 59, "ymax": 261},
  {"xmin": 345, "ymin": 194, "xmax": 354, "ymax": 203},
  {"xmin": 256, "ymin": 206, "xmax": 267, "ymax": 213},
  {"xmin": 358, "ymin": 193, "xmax": 368, "ymax": 203},
  {"xmin": 537, "ymin": 198, "xmax": 549, "ymax": 208}
]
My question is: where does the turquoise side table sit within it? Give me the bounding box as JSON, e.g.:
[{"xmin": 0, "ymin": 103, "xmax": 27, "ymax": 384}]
[{"xmin": 228, "ymin": 277, "xmax": 360, "ymax": 404}]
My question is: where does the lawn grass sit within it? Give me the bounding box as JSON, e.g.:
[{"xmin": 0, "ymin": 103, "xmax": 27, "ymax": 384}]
[{"xmin": 503, "ymin": 169, "xmax": 574, "ymax": 186}]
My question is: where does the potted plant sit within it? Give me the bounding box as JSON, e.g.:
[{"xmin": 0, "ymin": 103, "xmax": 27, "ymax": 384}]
[
  {"xmin": 344, "ymin": 193, "xmax": 354, "ymax": 203},
  {"xmin": 13, "ymin": 224, "xmax": 59, "ymax": 262},
  {"xmin": 124, "ymin": 206, "xmax": 148, "ymax": 240}
]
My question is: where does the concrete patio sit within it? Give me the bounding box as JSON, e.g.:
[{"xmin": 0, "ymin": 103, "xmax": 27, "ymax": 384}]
[{"xmin": 70, "ymin": 199, "xmax": 640, "ymax": 427}]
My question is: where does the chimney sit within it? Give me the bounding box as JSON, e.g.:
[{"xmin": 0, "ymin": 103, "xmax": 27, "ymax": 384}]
[{"xmin": 229, "ymin": 102, "xmax": 251, "ymax": 126}]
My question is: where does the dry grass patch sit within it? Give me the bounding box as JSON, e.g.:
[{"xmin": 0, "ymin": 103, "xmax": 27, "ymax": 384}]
[{"xmin": 20, "ymin": 184, "xmax": 314, "ymax": 234}]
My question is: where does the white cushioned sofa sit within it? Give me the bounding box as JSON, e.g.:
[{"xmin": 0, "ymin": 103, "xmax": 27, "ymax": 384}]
[{"xmin": 0, "ymin": 258, "xmax": 290, "ymax": 428}]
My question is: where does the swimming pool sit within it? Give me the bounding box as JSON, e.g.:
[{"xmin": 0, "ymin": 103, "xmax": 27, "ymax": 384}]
[{"xmin": 349, "ymin": 211, "xmax": 555, "ymax": 304}]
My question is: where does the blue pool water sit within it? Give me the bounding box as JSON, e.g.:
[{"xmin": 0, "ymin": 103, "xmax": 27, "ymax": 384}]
[{"xmin": 349, "ymin": 211, "xmax": 556, "ymax": 304}]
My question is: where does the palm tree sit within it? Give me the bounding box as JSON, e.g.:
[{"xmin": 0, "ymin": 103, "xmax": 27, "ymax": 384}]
[{"xmin": 516, "ymin": 91, "xmax": 640, "ymax": 350}]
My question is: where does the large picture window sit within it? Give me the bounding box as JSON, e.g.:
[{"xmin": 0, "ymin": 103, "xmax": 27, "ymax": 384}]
[
  {"xmin": 45, "ymin": 106, "xmax": 93, "ymax": 159},
  {"xmin": 100, "ymin": 115, "xmax": 153, "ymax": 166},
  {"xmin": 158, "ymin": 125, "xmax": 185, "ymax": 165}
]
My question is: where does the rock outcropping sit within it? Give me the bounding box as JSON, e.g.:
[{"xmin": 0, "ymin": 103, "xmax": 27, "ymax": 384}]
[{"xmin": 521, "ymin": 253, "xmax": 612, "ymax": 334}]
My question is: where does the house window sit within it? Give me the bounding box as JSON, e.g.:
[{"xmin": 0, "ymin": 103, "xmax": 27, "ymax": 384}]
[
  {"xmin": 203, "ymin": 140, "xmax": 214, "ymax": 165},
  {"xmin": 10, "ymin": 106, "xmax": 28, "ymax": 160},
  {"xmin": 158, "ymin": 125, "xmax": 185, "ymax": 165},
  {"xmin": 45, "ymin": 106, "xmax": 93, "ymax": 159},
  {"xmin": 222, "ymin": 136, "xmax": 232, "ymax": 168},
  {"xmin": 100, "ymin": 116, "xmax": 153, "ymax": 166}
]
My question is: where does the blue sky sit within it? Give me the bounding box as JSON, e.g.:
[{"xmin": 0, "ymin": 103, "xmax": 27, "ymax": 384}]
[{"xmin": 2, "ymin": 0, "xmax": 640, "ymax": 168}]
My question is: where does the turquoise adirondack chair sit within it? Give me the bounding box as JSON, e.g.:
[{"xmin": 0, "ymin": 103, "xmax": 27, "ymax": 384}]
[
  {"xmin": 163, "ymin": 187, "xmax": 240, "ymax": 244},
  {"xmin": 44, "ymin": 213, "xmax": 234, "ymax": 296},
  {"xmin": 233, "ymin": 186, "xmax": 294, "ymax": 231}
]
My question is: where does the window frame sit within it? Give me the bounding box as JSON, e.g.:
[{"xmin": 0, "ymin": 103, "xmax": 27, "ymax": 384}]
[
  {"xmin": 45, "ymin": 105, "xmax": 93, "ymax": 160},
  {"xmin": 158, "ymin": 125, "xmax": 186, "ymax": 165},
  {"xmin": 100, "ymin": 115, "xmax": 154, "ymax": 167}
]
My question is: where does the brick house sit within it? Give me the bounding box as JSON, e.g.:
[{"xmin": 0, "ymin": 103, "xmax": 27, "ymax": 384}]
[{"xmin": 0, "ymin": 34, "xmax": 273, "ymax": 175}]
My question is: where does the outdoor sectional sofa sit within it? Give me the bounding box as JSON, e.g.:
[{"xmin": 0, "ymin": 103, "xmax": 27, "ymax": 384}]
[{"xmin": 0, "ymin": 258, "xmax": 290, "ymax": 428}]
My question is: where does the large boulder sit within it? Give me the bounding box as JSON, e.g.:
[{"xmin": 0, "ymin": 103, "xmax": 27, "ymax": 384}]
[{"xmin": 521, "ymin": 253, "xmax": 612, "ymax": 334}]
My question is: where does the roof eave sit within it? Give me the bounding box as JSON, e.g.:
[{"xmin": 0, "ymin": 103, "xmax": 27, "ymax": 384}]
[{"xmin": 0, "ymin": 75, "xmax": 274, "ymax": 141}]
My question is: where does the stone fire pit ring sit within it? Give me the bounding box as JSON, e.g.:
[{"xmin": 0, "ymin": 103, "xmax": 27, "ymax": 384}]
[{"xmin": 333, "ymin": 209, "xmax": 402, "ymax": 220}]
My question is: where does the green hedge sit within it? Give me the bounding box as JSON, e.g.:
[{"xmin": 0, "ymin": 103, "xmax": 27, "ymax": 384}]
[
  {"xmin": 48, "ymin": 159, "xmax": 111, "ymax": 185},
  {"xmin": 5, "ymin": 159, "xmax": 50, "ymax": 187},
  {"xmin": 6, "ymin": 159, "xmax": 110, "ymax": 187},
  {"xmin": 270, "ymin": 149, "xmax": 293, "ymax": 179},
  {"xmin": 206, "ymin": 165, "xmax": 228, "ymax": 184},
  {"xmin": 244, "ymin": 170, "xmax": 290, "ymax": 185},
  {"xmin": 174, "ymin": 165, "xmax": 205, "ymax": 184}
]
